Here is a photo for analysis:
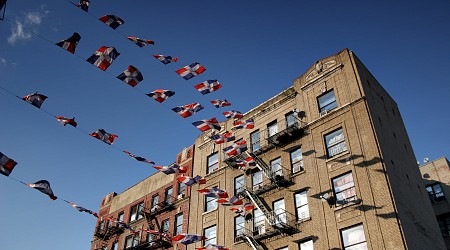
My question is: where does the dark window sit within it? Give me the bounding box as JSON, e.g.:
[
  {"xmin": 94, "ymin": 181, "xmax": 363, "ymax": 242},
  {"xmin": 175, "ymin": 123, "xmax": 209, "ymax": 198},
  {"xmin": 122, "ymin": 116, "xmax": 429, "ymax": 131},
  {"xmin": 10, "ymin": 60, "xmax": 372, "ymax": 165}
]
[
  {"xmin": 207, "ymin": 152, "xmax": 219, "ymax": 174},
  {"xmin": 204, "ymin": 225, "xmax": 217, "ymax": 245},
  {"xmin": 333, "ymin": 172, "xmax": 357, "ymax": 205},
  {"xmin": 437, "ymin": 213, "xmax": 450, "ymax": 236},
  {"xmin": 324, "ymin": 128, "xmax": 348, "ymax": 158},
  {"xmin": 235, "ymin": 216, "xmax": 245, "ymax": 241},
  {"xmin": 124, "ymin": 235, "xmax": 133, "ymax": 249},
  {"xmin": 426, "ymin": 183, "xmax": 445, "ymax": 203},
  {"xmin": 290, "ymin": 148, "xmax": 303, "ymax": 173},
  {"xmin": 161, "ymin": 219, "xmax": 170, "ymax": 234},
  {"xmin": 235, "ymin": 175, "xmax": 245, "ymax": 195},
  {"xmin": 250, "ymin": 130, "xmax": 261, "ymax": 152},
  {"xmin": 267, "ymin": 121, "xmax": 278, "ymax": 137},
  {"xmin": 341, "ymin": 224, "xmax": 367, "ymax": 250},
  {"xmin": 175, "ymin": 213, "xmax": 183, "ymax": 235},
  {"xmin": 295, "ymin": 190, "xmax": 309, "ymax": 221},
  {"xmin": 165, "ymin": 187, "xmax": 173, "ymax": 205},
  {"xmin": 285, "ymin": 112, "xmax": 297, "ymax": 128},
  {"xmin": 318, "ymin": 90, "xmax": 337, "ymax": 113},
  {"xmin": 129, "ymin": 202, "xmax": 144, "ymax": 222}
]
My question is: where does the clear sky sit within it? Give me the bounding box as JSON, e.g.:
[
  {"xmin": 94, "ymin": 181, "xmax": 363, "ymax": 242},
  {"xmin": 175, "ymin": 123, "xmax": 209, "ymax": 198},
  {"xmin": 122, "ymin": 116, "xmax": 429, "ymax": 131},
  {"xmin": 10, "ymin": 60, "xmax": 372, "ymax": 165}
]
[{"xmin": 0, "ymin": 0, "xmax": 449, "ymax": 249}]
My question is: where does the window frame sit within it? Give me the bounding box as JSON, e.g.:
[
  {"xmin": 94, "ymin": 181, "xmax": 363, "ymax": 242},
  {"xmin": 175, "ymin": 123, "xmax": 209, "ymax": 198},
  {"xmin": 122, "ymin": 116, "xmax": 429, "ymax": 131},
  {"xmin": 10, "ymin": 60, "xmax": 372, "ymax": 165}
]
[
  {"xmin": 253, "ymin": 208, "xmax": 265, "ymax": 236},
  {"xmin": 267, "ymin": 120, "xmax": 278, "ymax": 137},
  {"xmin": 273, "ymin": 198, "xmax": 286, "ymax": 224},
  {"xmin": 290, "ymin": 147, "xmax": 304, "ymax": 174},
  {"xmin": 207, "ymin": 152, "xmax": 219, "ymax": 174},
  {"xmin": 234, "ymin": 175, "xmax": 245, "ymax": 195},
  {"xmin": 285, "ymin": 112, "xmax": 297, "ymax": 128},
  {"xmin": 324, "ymin": 128, "xmax": 348, "ymax": 158},
  {"xmin": 252, "ymin": 171, "xmax": 263, "ymax": 191},
  {"xmin": 332, "ymin": 172, "xmax": 357, "ymax": 205},
  {"xmin": 317, "ymin": 89, "xmax": 337, "ymax": 113},
  {"xmin": 204, "ymin": 225, "xmax": 217, "ymax": 245},
  {"xmin": 178, "ymin": 181, "xmax": 186, "ymax": 197},
  {"xmin": 112, "ymin": 241, "xmax": 118, "ymax": 250},
  {"xmin": 205, "ymin": 194, "xmax": 218, "ymax": 212},
  {"xmin": 295, "ymin": 190, "xmax": 309, "ymax": 221},
  {"xmin": 426, "ymin": 183, "xmax": 445, "ymax": 203},
  {"xmin": 174, "ymin": 213, "xmax": 184, "ymax": 236},
  {"xmin": 298, "ymin": 239, "xmax": 314, "ymax": 250},
  {"xmin": 129, "ymin": 201, "xmax": 144, "ymax": 222},
  {"xmin": 235, "ymin": 215, "xmax": 245, "ymax": 241},
  {"xmin": 117, "ymin": 211, "xmax": 124, "ymax": 222},
  {"xmin": 340, "ymin": 224, "xmax": 367, "ymax": 250},
  {"xmin": 250, "ymin": 130, "xmax": 261, "ymax": 152},
  {"xmin": 161, "ymin": 218, "xmax": 170, "ymax": 234},
  {"xmin": 165, "ymin": 187, "xmax": 173, "ymax": 205},
  {"xmin": 270, "ymin": 157, "xmax": 283, "ymax": 177}
]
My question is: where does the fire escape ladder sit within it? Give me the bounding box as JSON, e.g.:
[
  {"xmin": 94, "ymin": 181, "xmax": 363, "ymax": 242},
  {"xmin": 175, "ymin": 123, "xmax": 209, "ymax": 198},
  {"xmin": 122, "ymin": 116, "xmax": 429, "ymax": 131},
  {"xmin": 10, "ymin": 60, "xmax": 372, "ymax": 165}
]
[
  {"xmin": 244, "ymin": 189, "xmax": 274, "ymax": 225},
  {"xmin": 244, "ymin": 235, "xmax": 264, "ymax": 250},
  {"xmin": 247, "ymin": 152, "xmax": 273, "ymax": 180}
]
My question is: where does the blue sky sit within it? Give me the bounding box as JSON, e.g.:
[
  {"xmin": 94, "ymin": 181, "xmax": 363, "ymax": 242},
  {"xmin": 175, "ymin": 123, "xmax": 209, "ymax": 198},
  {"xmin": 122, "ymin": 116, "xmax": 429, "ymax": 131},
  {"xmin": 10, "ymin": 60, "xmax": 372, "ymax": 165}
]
[{"xmin": 0, "ymin": 0, "xmax": 449, "ymax": 249}]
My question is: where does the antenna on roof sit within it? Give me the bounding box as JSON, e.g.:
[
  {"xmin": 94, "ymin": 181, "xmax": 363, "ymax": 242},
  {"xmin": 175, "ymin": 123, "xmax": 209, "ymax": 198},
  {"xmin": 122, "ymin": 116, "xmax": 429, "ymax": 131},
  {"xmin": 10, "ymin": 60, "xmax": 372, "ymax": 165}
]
[{"xmin": 424, "ymin": 158, "xmax": 429, "ymax": 163}]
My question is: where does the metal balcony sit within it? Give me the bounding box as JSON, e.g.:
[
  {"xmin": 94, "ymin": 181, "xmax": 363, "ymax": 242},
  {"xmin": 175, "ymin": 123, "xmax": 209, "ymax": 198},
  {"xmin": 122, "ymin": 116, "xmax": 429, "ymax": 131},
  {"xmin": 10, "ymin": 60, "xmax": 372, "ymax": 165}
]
[
  {"xmin": 94, "ymin": 225, "xmax": 125, "ymax": 240},
  {"xmin": 144, "ymin": 200, "xmax": 175, "ymax": 219},
  {"xmin": 137, "ymin": 239, "xmax": 172, "ymax": 250}
]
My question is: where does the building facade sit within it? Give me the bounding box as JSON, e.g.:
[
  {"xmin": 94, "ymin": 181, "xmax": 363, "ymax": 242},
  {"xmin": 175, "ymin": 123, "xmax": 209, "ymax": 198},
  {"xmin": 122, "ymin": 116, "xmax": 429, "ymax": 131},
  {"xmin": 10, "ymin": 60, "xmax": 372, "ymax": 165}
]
[
  {"xmin": 187, "ymin": 49, "xmax": 445, "ymax": 250},
  {"xmin": 91, "ymin": 145, "xmax": 195, "ymax": 250},
  {"xmin": 420, "ymin": 157, "xmax": 450, "ymax": 249}
]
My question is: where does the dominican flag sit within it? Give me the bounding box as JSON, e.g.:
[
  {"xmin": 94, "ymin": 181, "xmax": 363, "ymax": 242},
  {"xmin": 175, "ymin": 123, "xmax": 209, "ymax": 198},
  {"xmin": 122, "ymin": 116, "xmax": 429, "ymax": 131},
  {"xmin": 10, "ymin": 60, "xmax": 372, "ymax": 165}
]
[
  {"xmin": 209, "ymin": 132, "xmax": 235, "ymax": 144},
  {"xmin": 154, "ymin": 164, "xmax": 187, "ymax": 174},
  {"xmin": 192, "ymin": 117, "xmax": 221, "ymax": 132},
  {"xmin": 223, "ymin": 110, "xmax": 243, "ymax": 119},
  {"xmin": 172, "ymin": 234, "xmax": 207, "ymax": 245},
  {"xmin": 146, "ymin": 89, "xmax": 175, "ymax": 103},
  {"xmin": 86, "ymin": 46, "xmax": 120, "ymax": 71},
  {"xmin": 194, "ymin": 80, "xmax": 222, "ymax": 95},
  {"xmin": 177, "ymin": 175, "xmax": 206, "ymax": 186},
  {"xmin": 75, "ymin": 0, "xmax": 89, "ymax": 12},
  {"xmin": 117, "ymin": 65, "xmax": 144, "ymax": 87},
  {"xmin": 217, "ymin": 196, "xmax": 243, "ymax": 206},
  {"xmin": 55, "ymin": 32, "xmax": 81, "ymax": 54},
  {"xmin": 210, "ymin": 99, "xmax": 231, "ymax": 108},
  {"xmin": 23, "ymin": 92, "xmax": 48, "ymax": 109},
  {"xmin": 123, "ymin": 151, "xmax": 155, "ymax": 164},
  {"xmin": 127, "ymin": 36, "xmax": 154, "ymax": 47},
  {"xmin": 90, "ymin": 129, "xmax": 118, "ymax": 145},
  {"xmin": 142, "ymin": 229, "xmax": 171, "ymax": 240},
  {"xmin": 198, "ymin": 187, "xmax": 228, "ymax": 198},
  {"xmin": 172, "ymin": 103, "xmax": 204, "ymax": 118},
  {"xmin": 175, "ymin": 62, "xmax": 206, "ymax": 80},
  {"xmin": 55, "ymin": 116, "xmax": 77, "ymax": 127},
  {"xmin": 245, "ymin": 156, "xmax": 256, "ymax": 166},
  {"xmin": 223, "ymin": 140, "xmax": 247, "ymax": 156},
  {"xmin": 27, "ymin": 180, "xmax": 57, "ymax": 200},
  {"xmin": 153, "ymin": 54, "xmax": 179, "ymax": 65},
  {"xmin": 196, "ymin": 244, "xmax": 229, "ymax": 250},
  {"xmin": 68, "ymin": 201, "xmax": 98, "ymax": 218},
  {"xmin": 231, "ymin": 202, "xmax": 255, "ymax": 215},
  {"xmin": 0, "ymin": 152, "xmax": 17, "ymax": 177},
  {"xmin": 99, "ymin": 15, "xmax": 125, "ymax": 29},
  {"xmin": 233, "ymin": 119, "xmax": 254, "ymax": 130}
]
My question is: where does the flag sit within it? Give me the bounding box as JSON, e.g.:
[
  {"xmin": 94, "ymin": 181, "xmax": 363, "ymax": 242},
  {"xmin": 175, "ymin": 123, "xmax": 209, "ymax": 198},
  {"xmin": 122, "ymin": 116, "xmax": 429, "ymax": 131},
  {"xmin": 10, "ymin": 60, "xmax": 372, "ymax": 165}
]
[
  {"xmin": 55, "ymin": 32, "xmax": 81, "ymax": 54},
  {"xmin": 75, "ymin": 0, "xmax": 89, "ymax": 12},
  {"xmin": 55, "ymin": 116, "xmax": 77, "ymax": 127},
  {"xmin": 245, "ymin": 156, "xmax": 256, "ymax": 166},
  {"xmin": 0, "ymin": 152, "xmax": 17, "ymax": 177},
  {"xmin": 197, "ymin": 187, "xmax": 228, "ymax": 198},
  {"xmin": 192, "ymin": 117, "xmax": 221, "ymax": 132},
  {"xmin": 196, "ymin": 244, "xmax": 229, "ymax": 250},
  {"xmin": 177, "ymin": 175, "xmax": 206, "ymax": 186},
  {"xmin": 223, "ymin": 110, "xmax": 243, "ymax": 119},
  {"xmin": 217, "ymin": 196, "xmax": 243, "ymax": 206},
  {"xmin": 68, "ymin": 201, "xmax": 98, "ymax": 217},
  {"xmin": 23, "ymin": 92, "xmax": 48, "ymax": 109},
  {"xmin": 172, "ymin": 234, "xmax": 207, "ymax": 245},
  {"xmin": 123, "ymin": 151, "xmax": 155, "ymax": 164},
  {"xmin": 233, "ymin": 119, "xmax": 254, "ymax": 130},
  {"xmin": 223, "ymin": 140, "xmax": 247, "ymax": 156},
  {"xmin": 172, "ymin": 103, "xmax": 204, "ymax": 118},
  {"xmin": 153, "ymin": 54, "xmax": 178, "ymax": 65},
  {"xmin": 27, "ymin": 180, "xmax": 57, "ymax": 200},
  {"xmin": 175, "ymin": 62, "xmax": 206, "ymax": 80},
  {"xmin": 194, "ymin": 80, "xmax": 222, "ymax": 95},
  {"xmin": 117, "ymin": 65, "xmax": 144, "ymax": 87},
  {"xmin": 210, "ymin": 99, "xmax": 231, "ymax": 108},
  {"xmin": 146, "ymin": 89, "xmax": 175, "ymax": 103},
  {"xmin": 154, "ymin": 164, "xmax": 187, "ymax": 174},
  {"xmin": 208, "ymin": 132, "xmax": 235, "ymax": 144},
  {"xmin": 86, "ymin": 46, "xmax": 120, "ymax": 71},
  {"xmin": 117, "ymin": 221, "xmax": 133, "ymax": 231},
  {"xmin": 99, "ymin": 15, "xmax": 125, "ymax": 29},
  {"xmin": 90, "ymin": 129, "xmax": 118, "ymax": 145},
  {"xmin": 142, "ymin": 229, "xmax": 171, "ymax": 240},
  {"xmin": 231, "ymin": 202, "xmax": 255, "ymax": 215},
  {"xmin": 127, "ymin": 36, "xmax": 154, "ymax": 47}
]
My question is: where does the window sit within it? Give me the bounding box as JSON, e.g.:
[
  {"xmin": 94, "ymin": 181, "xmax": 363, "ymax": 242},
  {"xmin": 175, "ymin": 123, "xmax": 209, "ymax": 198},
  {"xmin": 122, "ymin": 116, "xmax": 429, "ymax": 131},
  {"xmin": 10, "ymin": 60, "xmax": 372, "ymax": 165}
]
[
  {"xmin": 152, "ymin": 195, "xmax": 159, "ymax": 207},
  {"xmin": 118, "ymin": 212, "xmax": 124, "ymax": 222},
  {"xmin": 124, "ymin": 235, "xmax": 133, "ymax": 250},
  {"xmin": 285, "ymin": 112, "xmax": 297, "ymax": 128},
  {"xmin": 235, "ymin": 175, "xmax": 245, "ymax": 195},
  {"xmin": 252, "ymin": 171, "xmax": 263, "ymax": 191},
  {"xmin": 250, "ymin": 130, "xmax": 261, "ymax": 152},
  {"xmin": 290, "ymin": 148, "xmax": 303, "ymax": 173},
  {"xmin": 161, "ymin": 219, "xmax": 170, "ymax": 234},
  {"xmin": 178, "ymin": 182, "xmax": 186, "ymax": 197},
  {"xmin": 341, "ymin": 224, "xmax": 367, "ymax": 250},
  {"xmin": 112, "ymin": 242, "xmax": 118, "ymax": 250},
  {"xmin": 175, "ymin": 213, "xmax": 183, "ymax": 235},
  {"xmin": 324, "ymin": 128, "xmax": 348, "ymax": 158},
  {"xmin": 273, "ymin": 199, "xmax": 286, "ymax": 224},
  {"xmin": 318, "ymin": 90, "xmax": 337, "ymax": 113},
  {"xmin": 277, "ymin": 247, "xmax": 288, "ymax": 250},
  {"xmin": 132, "ymin": 232, "xmax": 140, "ymax": 247},
  {"xmin": 333, "ymin": 172, "xmax": 357, "ymax": 205},
  {"xmin": 205, "ymin": 195, "xmax": 218, "ymax": 212},
  {"xmin": 146, "ymin": 232, "xmax": 155, "ymax": 243},
  {"xmin": 207, "ymin": 152, "xmax": 219, "ymax": 174},
  {"xmin": 426, "ymin": 183, "xmax": 445, "ymax": 203},
  {"xmin": 271, "ymin": 157, "xmax": 282, "ymax": 177},
  {"xmin": 299, "ymin": 239, "xmax": 313, "ymax": 250},
  {"xmin": 295, "ymin": 191, "xmax": 309, "ymax": 221},
  {"xmin": 165, "ymin": 187, "xmax": 173, "ymax": 205},
  {"xmin": 253, "ymin": 208, "xmax": 265, "ymax": 236},
  {"xmin": 130, "ymin": 202, "xmax": 144, "ymax": 222},
  {"xmin": 235, "ymin": 216, "xmax": 245, "ymax": 240},
  {"xmin": 437, "ymin": 214, "xmax": 450, "ymax": 236},
  {"xmin": 204, "ymin": 225, "xmax": 217, "ymax": 245},
  {"xmin": 268, "ymin": 121, "xmax": 278, "ymax": 137}
]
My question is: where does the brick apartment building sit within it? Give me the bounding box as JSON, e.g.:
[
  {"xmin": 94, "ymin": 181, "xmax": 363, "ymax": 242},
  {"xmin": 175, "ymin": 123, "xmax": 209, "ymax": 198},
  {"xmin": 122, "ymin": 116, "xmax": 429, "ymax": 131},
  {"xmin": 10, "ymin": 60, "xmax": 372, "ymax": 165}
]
[
  {"xmin": 90, "ymin": 145, "xmax": 195, "ymax": 250},
  {"xmin": 420, "ymin": 157, "xmax": 450, "ymax": 249}
]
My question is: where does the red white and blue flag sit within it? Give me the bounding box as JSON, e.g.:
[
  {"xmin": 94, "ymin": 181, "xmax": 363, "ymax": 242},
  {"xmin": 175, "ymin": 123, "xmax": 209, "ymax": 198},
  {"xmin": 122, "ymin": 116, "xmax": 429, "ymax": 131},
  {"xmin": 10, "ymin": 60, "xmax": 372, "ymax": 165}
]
[
  {"xmin": 154, "ymin": 164, "xmax": 187, "ymax": 174},
  {"xmin": 146, "ymin": 89, "xmax": 175, "ymax": 103},
  {"xmin": 196, "ymin": 244, "xmax": 229, "ymax": 250},
  {"xmin": 68, "ymin": 201, "xmax": 98, "ymax": 218},
  {"xmin": 0, "ymin": 152, "xmax": 17, "ymax": 177},
  {"xmin": 23, "ymin": 92, "xmax": 48, "ymax": 109},
  {"xmin": 117, "ymin": 65, "xmax": 144, "ymax": 87},
  {"xmin": 55, "ymin": 32, "xmax": 81, "ymax": 54},
  {"xmin": 90, "ymin": 129, "xmax": 118, "ymax": 145},
  {"xmin": 177, "ymin": 175, "xmax": 206, "ymax": 186},
  {"xmin": 27, "ymin": 180, "xmax": 57, "ymax": 200},
  {"xmin": 210, "ymin": 99, "xmax": 231, "ymax": 108},
  {"xmin": 194, "ymin": 80, "xmax": 222, "ymax": 95},
  {"xmin": 142, "ymin": 229, "xmax": 171, "ymax": 240},
  {"xmin": 153, "ymin": 54, "xmax": 179, "ymax": 65},
  {"xmin": 123, "ymin": 151, "xmax": 155, "ymax": 164},
  {"xmin": 223, "ymin": 140, "xmax": 247, "ymax": 156},
  {"xmin": 55, "ymin": 116, "xmax": 77, "ymax": 127},
  {"xmin": 231, "ymin": 202, "xmax": 255, "ymax": 215},
  {"xmin": 127, "ymin": 36, "xmax": 154, "ymax": 47},
  {"xmin": 175, "ymin": 62, "xmax": 206, "ymax": 80},
  {"xmin": 75, "ymin": 0, "xmax": 89, "ymax": 12},
  {"xmin": 223, "ymin": 110, "xmax": 243, "ymax": 119},
  {"xmin": 172, "ymin": 234, "xmax": 207, "ymax": 245},
  {"xmin": 233, "ymin": 118, "xmax": 254, "ymax": 130},
  {"xmin": 209, "ymin": 132, "xmax": 235, "ymax": 144},
  {"xmin": 198, "ymin": 187, "xmax": 229, "ymax": 198},
  {"xmin": 235, "ymin": 156, "xmax": 257, "ymax": 168},
  {"xmin": 192, "ymin": 117, "xmax": 221, "ymax": 132},
  {"xmin": 172, "ymin": 103, "xmax": 204, "ymax": 118},
  {"xmin": 217, "ymin": 196, "xmax": 243, "ymax": 206},
  {"xmin": 99, "ymin": 15, "xmax": 125, "ymax": 29},
  {"xmin": 86, "ymin": 46, "xmax": 120, "ymax": 71}
]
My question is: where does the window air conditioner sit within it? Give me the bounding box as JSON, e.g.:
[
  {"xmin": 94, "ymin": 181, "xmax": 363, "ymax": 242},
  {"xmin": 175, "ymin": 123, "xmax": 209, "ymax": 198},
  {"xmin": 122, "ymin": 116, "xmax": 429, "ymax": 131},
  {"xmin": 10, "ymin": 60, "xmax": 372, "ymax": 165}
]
[
  {"xmin": 151, "ymin": 205, "xmax": 159, "ymax": 212},
  {"xmin": 177, "ymin": 193, "xmax": 185, "ymax": 199}
]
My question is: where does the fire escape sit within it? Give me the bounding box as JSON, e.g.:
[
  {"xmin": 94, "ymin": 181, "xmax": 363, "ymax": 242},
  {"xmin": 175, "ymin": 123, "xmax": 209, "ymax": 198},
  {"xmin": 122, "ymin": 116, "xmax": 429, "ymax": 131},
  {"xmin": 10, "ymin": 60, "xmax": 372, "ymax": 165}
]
[
  {"xmin": 139, "ymin": 200, "xmax": 176, "ymax": 250},
  {"xmin": 93, "ymin": 222, "xmax": 125, "ymax": 250}
]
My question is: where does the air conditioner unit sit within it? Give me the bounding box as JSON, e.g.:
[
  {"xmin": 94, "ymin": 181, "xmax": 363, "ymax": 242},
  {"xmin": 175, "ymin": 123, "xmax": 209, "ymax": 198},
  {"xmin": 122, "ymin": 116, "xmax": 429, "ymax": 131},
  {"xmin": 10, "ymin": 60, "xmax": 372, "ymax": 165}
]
[
  {"xmin": 320, "ymin": 110, "xmax": 328, "ymax": 117},
  {"xmin": 151, "ymin": 205, "xmax": 159, "ymax": 212},
  {"xmin": 177, "ymin": 193, "xmax": 185, "ymax": 199}
]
